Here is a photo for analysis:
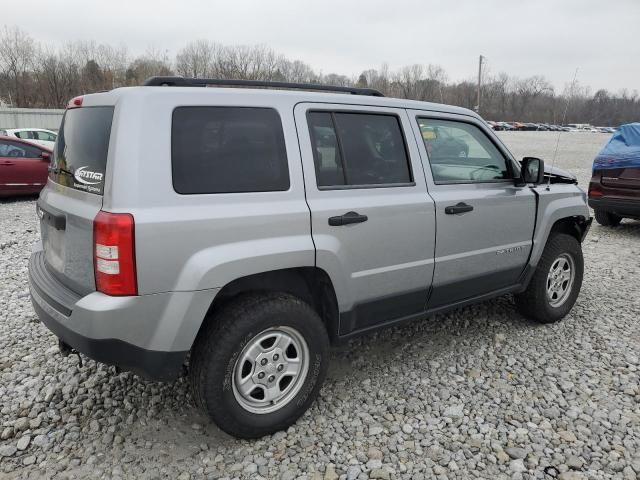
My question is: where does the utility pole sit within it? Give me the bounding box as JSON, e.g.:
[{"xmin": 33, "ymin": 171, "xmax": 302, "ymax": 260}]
[{"xmin": 476, "ymin": 55, "xmax": 484, "ymax": 114}]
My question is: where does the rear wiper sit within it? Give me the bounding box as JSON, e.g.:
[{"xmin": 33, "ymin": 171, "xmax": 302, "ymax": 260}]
[{"xmin": 48, "ymin": 166, "xmax": 74, "ymax": 178}]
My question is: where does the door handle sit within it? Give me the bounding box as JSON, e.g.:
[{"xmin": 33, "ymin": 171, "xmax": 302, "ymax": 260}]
[
  {"xmin": 328, "ymin": 211, "xmax": 368, "ymax": 226},
  {"xmin": 0, "ymin": 162, "xmax": 15, "ymax": 166},
  {"xmin": 445, "ymin": 202, "xmax": 474, "ymax": 215}
]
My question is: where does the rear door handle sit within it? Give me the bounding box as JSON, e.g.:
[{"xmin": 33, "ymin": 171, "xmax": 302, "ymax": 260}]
[
  {"xmin": 328, "ymin": 211, "xmax": 368, "ymax": 226},
  {"xmin": 0, "ymin": 162, "xmax": 15, "ymax": 166},
  {"xmin": 445, "ymin": 202, "xmax": 474, "ymax": 215}
]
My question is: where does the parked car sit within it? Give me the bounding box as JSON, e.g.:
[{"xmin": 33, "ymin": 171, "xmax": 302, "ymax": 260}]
[
  {"xmin": 0, "ymin": 135, "xmax": 52, "ymax": 197},
  {"xmin": 486, "ymin": 120, "xmax": 506, "ymax": 131},
  {"xmin": 0, "ymin": 128, "xmax": 58, "ymax": 149},
  {"xmin": 28, "ymin": 77, "xmax": 591, "ymax": 438},
  {"xmin": 589, "ymin": 123, "xmax": 640, "ymax": 225},
  {"xmin": 497, "ymin": 122, "xmax": 515, "ymax": 130}
]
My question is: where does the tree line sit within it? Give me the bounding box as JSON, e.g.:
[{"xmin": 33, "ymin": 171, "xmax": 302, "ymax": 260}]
[{"xmin": 1, "ymin": 26, "xmax": 638, "ymax": 126}]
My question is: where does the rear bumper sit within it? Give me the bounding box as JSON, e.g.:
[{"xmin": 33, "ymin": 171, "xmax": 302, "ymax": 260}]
[
  {"xmin": 588, "ymin": 197, "xmax": 640, "ymax": 219},
  {"xmin": 28, "ymin": 250, "xmax": 217, "ymax": 380}
]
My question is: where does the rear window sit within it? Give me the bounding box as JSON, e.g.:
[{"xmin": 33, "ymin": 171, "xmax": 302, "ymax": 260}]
[
  {"xmin": 171, "ymin": 107, "xmax": 289, "ymax": 194},
  {"xmin": 50, "ymin": 106, "xmax": 114, "ymax": 195}
]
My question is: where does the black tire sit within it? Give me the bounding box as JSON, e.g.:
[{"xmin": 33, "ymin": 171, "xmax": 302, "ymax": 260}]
[
  {"xmin": 189, "ymin": 292, "xmax": 329, "ymax": 438},
  {"xmin": 594, "ymin": 208, "xmax": 622, "ymax": 226},
  {"xmin": 515, "ymin": 233, "xmax": 583, "ymax": 324}
]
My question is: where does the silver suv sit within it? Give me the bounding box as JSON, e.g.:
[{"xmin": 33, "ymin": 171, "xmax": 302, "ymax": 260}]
[{"xmin": 28, "ymin": 77, "xmax": 592, "ymax": 438}]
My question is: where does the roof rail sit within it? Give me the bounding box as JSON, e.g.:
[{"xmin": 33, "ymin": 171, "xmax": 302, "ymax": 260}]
[{"xmin": 143, "ymin": 76, "xmax": 384, "ymax": 97}]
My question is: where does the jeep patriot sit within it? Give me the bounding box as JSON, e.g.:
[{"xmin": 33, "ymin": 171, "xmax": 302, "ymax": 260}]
[{"xmin": 29, "ymin": 77, "xmax": 592, "ymax": 438}]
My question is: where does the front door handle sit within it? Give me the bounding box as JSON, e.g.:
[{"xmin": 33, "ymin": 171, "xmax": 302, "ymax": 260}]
[
  {"xmin": 328, "ymin": 211, "xmax": 368, "ymax": 226},
  {"xmin": 0, "ymin": 162, "xmax": 16, "ymax": 166},
  {"xmin": 445, "ymin": 202, "xmax": 474, "ymax": 215}
]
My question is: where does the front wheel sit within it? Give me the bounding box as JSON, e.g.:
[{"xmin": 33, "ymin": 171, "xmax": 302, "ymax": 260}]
[
  {"xmin": 189, "ymin": 293, "xmax": 329, "ymax": 438},
  {"xmin": 515, "ymin": 233, "xmax": 584, "ymax": 324}
]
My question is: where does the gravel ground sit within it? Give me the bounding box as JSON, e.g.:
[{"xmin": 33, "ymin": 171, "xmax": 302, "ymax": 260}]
[{"xmin": 1, "ymin": 132, "xmax": 639, "ymax": 480}]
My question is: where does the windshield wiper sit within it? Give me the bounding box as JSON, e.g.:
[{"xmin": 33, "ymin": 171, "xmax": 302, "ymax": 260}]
[{"xmin": 48, "ymin": 166, "xmax": 74, "ymax": 178}]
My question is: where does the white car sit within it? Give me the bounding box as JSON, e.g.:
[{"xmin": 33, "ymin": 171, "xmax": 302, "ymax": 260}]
[{"xmin": 0, "ymin": 128, "xmax": 57, "ymax": 149}]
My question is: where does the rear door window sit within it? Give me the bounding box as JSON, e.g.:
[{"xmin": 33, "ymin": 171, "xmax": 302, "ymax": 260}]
[
  {"xmin": 50, "ymin": 107, "xmax": 114, "ymax": 195},
  {"xmin": 308, "ymin": 111, "xmax": 412, "ymax": 188},
  {"xmin": 36, "ymin": 131, "xmax": 57, "ymax": 142},
  {"xmin": 172, "ymin": 107, "xmax": 289, "ymax": 194}
]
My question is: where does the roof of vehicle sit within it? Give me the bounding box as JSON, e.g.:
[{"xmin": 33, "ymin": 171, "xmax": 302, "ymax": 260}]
[
  {"xmin": 79, "ymin": 84, "xmax": 480, "ymax": 120},
  {"xmin": 3, "ymin": 128, "xmax": 57, "ymax": 133},
  {"xmin": 593, "ymin": 122, "xmax": 640, "ymax": 170},
  {"xmin": 0, "ymin": 134, "xmax": 53, "ymax": 151}
]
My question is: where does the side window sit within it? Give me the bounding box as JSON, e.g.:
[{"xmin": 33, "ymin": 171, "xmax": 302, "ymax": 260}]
[
  {"xmin": 308, "ymin": 111, "xmax": 412, "ymax": 188},
  {"xmin": 0, "ymin": 140, "xmax": 12, "ymax": 156},
  {"xmin": 308, "ymin": 112, "xmax": 345, "ymax": 187},
  {"xmin": 172, "ymin": 107, "xmax": 290, "ymax": 194},
  {"xmin": 36, "ymin": 131, "xmax": 56, "ymax": 141},
  {"xmin": 417, "ymin": 118, "xmax": 511, "ymax": 183},
  {"xmin": 0, "ymin": 140, "xmax": 41, "ymax": 158}
]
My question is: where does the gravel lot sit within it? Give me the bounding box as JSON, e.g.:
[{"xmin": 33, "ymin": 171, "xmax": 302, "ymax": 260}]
[{"xmin": 1, "ymin": 132, "xmax": 639, "ymax": 480}]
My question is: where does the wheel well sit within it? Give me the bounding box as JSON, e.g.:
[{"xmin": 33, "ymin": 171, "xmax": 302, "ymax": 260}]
[
  {"xmin": 201, "ymin": 268, "xmax": 339, "ymax": 342},
  {"xmin": 550, "ymin": 216, "xmax": 590, "ymax": 243}
]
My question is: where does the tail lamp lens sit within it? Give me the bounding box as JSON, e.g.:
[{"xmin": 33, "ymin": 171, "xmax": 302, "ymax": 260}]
[
  {"xmin": 588, "ymin": 183, "xmax": 603, "ymax": 197},
  {"xmin": 67, "ymin": 96, "xmax": 83, "ymax": 108},
  {"xmin": 93, "ymin": 211, "xmax": 137, "ymax": 296}
]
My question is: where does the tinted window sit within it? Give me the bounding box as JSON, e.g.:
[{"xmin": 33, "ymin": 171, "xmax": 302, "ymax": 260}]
[
  {"xmin": 172, "ymin": 107, "xmax": 289, "ymax": 194},
  {"xmin": 0, "ymin": 140, "xmax": 42, "ymax": 158},
  {"xmin": 50, "ymin": 107, "xmax": 114, "ymax": 195},
  {"xmin": 418, "ymin": 118, "xmax": 511, "ymax": 183},
  {"xmin": 308, "ymin": 112, "xmax": 411, "ymax": 187},
  {"xmin": 308, "ymin": 112, "xmax": 345, "ymax": 187}
]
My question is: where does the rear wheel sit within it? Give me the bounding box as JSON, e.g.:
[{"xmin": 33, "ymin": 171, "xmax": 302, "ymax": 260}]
[
  {"xmin": 515, "ymin": 233, "xmax": 583, "ymax": 324},
  {"xmin": 189, "ymin": 293, "xmax": 329, "ymax": 438},
  {"xmin": 594, "ymin": 208, "xmax": 622, "ymax": 226}
]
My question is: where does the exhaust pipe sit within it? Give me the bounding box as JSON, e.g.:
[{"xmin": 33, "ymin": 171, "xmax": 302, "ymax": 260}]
[
  {"xmin": 58, "ymin": 339, "xmax": 73, "ymax": 356},
  {"xmin": 58, "ymin": 339, "xmax": 83, "ymax": 367}
]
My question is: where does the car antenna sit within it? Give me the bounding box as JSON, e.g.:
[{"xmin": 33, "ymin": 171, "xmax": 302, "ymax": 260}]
[{"xmin": 548, "ymin": 68, "xmax": 579, "ymax": 191}]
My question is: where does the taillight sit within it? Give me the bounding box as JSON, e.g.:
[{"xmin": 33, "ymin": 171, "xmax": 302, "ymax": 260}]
[
  {"xmin": 588, "ymin": 182, "xmax": 603, "ymax": 197},
  {"xmin": 67, "ymin": 96, "xmax": 83, "ymax": 108},
  {"xmin": 93, "ymin": 211, "xmax": 137, "ymax": 296}
]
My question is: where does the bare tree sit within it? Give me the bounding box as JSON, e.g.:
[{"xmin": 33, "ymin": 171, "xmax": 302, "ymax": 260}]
[
  {"xmin": 125, "ymin": 48, "xmax": 173, "ymax": 85},
  {"xmin": 1, "ymin": 24, "xmax": 639, "ymax": 124},
  {"xmin": 175, "ymin": 40, "xmax": 216, "ymax": 78},
  {"xmin": 0, "ymin": 26, "xmax": 36, "ymax": 106}
]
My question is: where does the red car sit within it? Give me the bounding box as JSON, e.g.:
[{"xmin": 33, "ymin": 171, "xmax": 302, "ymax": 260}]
[{"xmin": 0, "ymin": 135, "xmax": 52, "ymax": 197}]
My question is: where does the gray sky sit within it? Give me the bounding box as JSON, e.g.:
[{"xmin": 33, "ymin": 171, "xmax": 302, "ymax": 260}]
[{"xmin": 5, "ymin": 0, "xmax": 639, "ymax": 92}]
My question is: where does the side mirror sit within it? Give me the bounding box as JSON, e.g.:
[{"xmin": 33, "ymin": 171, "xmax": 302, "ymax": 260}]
[
  {"xmin": 41, "ymin": 152, "xmax": 51, "ymax": 161},
  {"xmin": 518, "ymin": 157, "xmax": 545, "ymax": 185}
]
